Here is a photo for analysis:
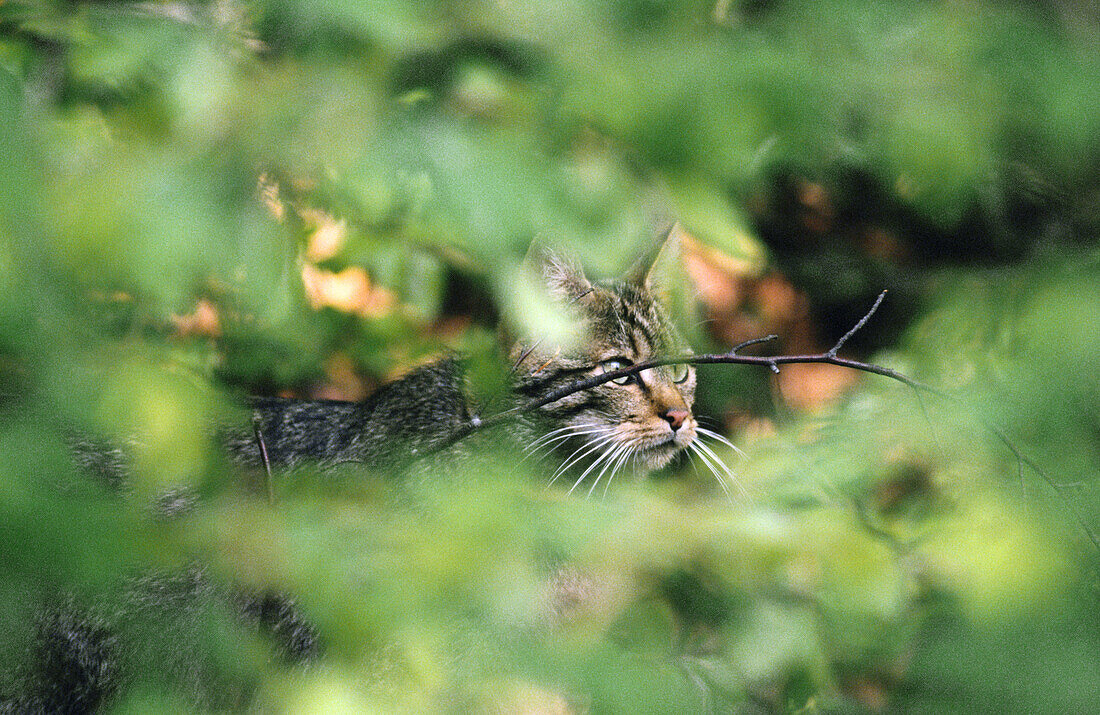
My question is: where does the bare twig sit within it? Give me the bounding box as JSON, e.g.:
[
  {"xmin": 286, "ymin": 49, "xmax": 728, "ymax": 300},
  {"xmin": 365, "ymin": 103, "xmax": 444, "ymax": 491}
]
[
  {"xmin": 433, "ymin": 289, "xmax": 1100, "ymax": 554},
  {"xmin": 252, "ymin": 413, "xmax": 275, "ymax": 505},
  {"xmin": 729, "ymin": 335, "xmax": 778, "ymax": 354},
  {"xmin": 828, "ymin": 289, "xmax": 886, "ymax": 358},
  {"xmin": 461, "ymin": 291, "xmax": 916, "ymax": 438}
]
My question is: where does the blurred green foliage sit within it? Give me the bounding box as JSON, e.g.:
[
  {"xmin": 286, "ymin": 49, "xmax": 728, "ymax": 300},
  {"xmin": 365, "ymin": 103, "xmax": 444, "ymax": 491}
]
[{"xmin": 2, "ymin": 0, "xmax": 1099, "ymax": 711}]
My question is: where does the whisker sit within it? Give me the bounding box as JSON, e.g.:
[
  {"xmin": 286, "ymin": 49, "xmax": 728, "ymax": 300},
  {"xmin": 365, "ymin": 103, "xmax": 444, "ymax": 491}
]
[
  {"xmin": 695, "ymin": 415, "xmax": 729, "ymax": 431},
  {"xmin": 694, "ymin": 437, "xmax": 748, "ymax": 499},
  {"xmin": 689, "ymin": 441, "xmax": 733, "ymax": 503},
  {"xmin": 528, "ymin": 422, "xmax": 600, "ymax": 444},
  {"xmin": 568, "ymin": 442, "xmax": 621, "ymax": 496},
  {"xmin": 548, "ymin": 438, "xmax": 606, "ymax": 487},
  {"xmin": 696, "ymin": 426, "xmax": 746, "ymax": 460},
  {"xmin": 693, "ymin": 435, "xmax": 740, "ymax": 483},
  {"xmin": 526, "ymin": 426, "xmax": 609, "ymax": 462},
  {"xmin": 525, "ymin": 424, "xmax": 603, "ymax": 453},
  {"xmin": 525, "ymin": 428, "xmax": 577, "ymax": 454},
  {"xmin": 602, "ymin": 445, "xmax": 636, "ymax": 499},
  {"xmin": 692, "ymin": 438, "xmax": 734, "ymax": 486},
  {"xmin": 684, "ymin": 445, "xmax": 701, "ymax": 474},
  {"xmin": 554, "ymin": 434, "xmax": 619, "ymax": 486},
  {"xmin": 589, "ymin": 441, "xmax": 634, "ymax": 499},
  {"xmin": 548, "ymin": 435, "xmax": 614, "ymax": 488},
  {"xmin": 688, "ymin": 441, "xmax": 721, "ymax": 492},
  {"xmin": 586, "ymin": 442, "xmax": 628, "ymax": 498}
]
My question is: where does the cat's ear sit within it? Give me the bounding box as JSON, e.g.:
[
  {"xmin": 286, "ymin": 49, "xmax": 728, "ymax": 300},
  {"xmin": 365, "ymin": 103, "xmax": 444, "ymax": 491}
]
[
  {"xmin": 626, "ymin": 222, "xmax": 682, "ymax": 291},
  {"xmin": 509, "ymin": 243, "xmax": 592, "ymax": 358},
  {"xmin": 526, "ymin": 243, "xmax": 593, "ymax": 302}
]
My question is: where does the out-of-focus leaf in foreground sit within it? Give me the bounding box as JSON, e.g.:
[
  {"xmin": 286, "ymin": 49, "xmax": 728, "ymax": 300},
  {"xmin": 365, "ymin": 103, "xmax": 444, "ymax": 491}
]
[{"xmin": 1, "ymin": 0, "xmax": 1099, "ymax": 711}]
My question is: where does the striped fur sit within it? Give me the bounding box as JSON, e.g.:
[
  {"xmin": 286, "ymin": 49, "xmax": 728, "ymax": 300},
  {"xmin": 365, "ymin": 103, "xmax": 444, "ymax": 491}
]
[
  {"xmin": 17, "ymin": 239, "xmax": 726, "ymax": 713},
  {"xmin": 513, "ymin": 251, "xmax": 699, "ymax": 493}
]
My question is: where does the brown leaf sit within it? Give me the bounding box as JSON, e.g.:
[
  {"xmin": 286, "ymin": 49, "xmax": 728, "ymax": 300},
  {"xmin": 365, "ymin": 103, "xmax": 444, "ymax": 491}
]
[
  {"xmin": 171, "ymin": 298, "xmax": 222, "ymax": 338},
  {"xmin": 776, "ymin": 363, "xmax": 860, "ymax": 412},
  {"xmin": 301, "ymin": 264, "xmax": 394, "ymax": 318}
]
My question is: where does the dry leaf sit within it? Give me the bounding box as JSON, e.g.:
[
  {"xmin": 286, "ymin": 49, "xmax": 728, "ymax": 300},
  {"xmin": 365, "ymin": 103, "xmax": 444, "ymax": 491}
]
[{"xmin": 301, "ymin": 264, "xmax": 394, "ymax": 318}]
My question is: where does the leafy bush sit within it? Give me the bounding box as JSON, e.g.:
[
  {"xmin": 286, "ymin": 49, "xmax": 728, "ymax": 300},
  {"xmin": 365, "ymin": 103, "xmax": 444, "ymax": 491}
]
[{"xmin": 1, "ymin": 0, "xmax": 1098, "ymax": 711}]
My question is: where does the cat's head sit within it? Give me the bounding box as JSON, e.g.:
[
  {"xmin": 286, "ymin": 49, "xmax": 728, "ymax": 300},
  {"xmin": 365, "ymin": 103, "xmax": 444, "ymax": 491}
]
[{"xmin": 512, "ymin": 232, "xmax": 697, "ymax": 486}]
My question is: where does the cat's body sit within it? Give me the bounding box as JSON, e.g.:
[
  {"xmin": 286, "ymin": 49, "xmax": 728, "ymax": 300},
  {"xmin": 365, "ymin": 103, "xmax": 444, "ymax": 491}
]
[
  {"xmin": 224, "ymin": 357, "xmax": 470, "ymax": 473},
  {"xmin": 5, "ymin": 238, "xmax": 720, "ymax": 713},
  {"xmin": 217, "ymin": 246, "xmax": 702, "ymax": 494},
  {"xmin": 232, "ymin": 242, "xmax": 700, "ymax": 478}
]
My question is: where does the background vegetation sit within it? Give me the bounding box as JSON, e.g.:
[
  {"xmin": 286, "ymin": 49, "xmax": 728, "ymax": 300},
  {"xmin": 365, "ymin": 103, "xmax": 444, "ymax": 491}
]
[{"xmin": 2, "ymin": 0, "xmax": 1099, "ymax": 711}]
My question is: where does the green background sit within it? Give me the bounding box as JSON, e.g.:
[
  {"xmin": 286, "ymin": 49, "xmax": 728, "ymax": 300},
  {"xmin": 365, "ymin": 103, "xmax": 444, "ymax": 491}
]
[{"xmin": 2, "ymin": 0, "xmax": 1099, "ymax": 711}]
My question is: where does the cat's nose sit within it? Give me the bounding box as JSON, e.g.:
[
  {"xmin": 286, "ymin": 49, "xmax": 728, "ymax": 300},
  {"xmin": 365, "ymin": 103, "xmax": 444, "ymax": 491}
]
[{"xmin": 661, "ymin": 408, "xmax": 689, "ymax": 431}]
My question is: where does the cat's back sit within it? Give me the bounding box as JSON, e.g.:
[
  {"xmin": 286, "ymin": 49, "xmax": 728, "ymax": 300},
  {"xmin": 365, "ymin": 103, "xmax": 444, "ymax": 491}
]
[{"xmin": 226, "ymin": 356, "xmax": 471, "ymax": 472}]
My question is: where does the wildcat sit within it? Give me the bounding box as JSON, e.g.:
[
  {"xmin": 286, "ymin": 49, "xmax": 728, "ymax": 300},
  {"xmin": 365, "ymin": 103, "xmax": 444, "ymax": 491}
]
[
  {"xmin": 220, "ymin": 233, "xmax": 732, "ymax": 494},
  {"xmin": 5, "ymin": 232, "xmax": 733, "ymax": 712},
  {"xmin": 506, "ymin": 241, "xmax": 704, "ymax": 493}
]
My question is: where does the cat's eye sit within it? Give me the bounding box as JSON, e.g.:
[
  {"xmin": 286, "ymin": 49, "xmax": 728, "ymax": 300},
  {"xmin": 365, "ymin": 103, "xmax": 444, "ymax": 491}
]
[
  {"xmin": 599, "ymin": 359, "xmax": 634, "ymax": 385},
  {"xmin": 669, "ymin": 362, "xmax": 691, "ymax": 384}
]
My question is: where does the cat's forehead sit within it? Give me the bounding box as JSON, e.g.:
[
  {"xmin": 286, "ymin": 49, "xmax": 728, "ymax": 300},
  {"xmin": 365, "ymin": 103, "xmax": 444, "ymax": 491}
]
[{"xmin": 582, "ymin": 280, "xmax": 681, "ymax": 358}]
